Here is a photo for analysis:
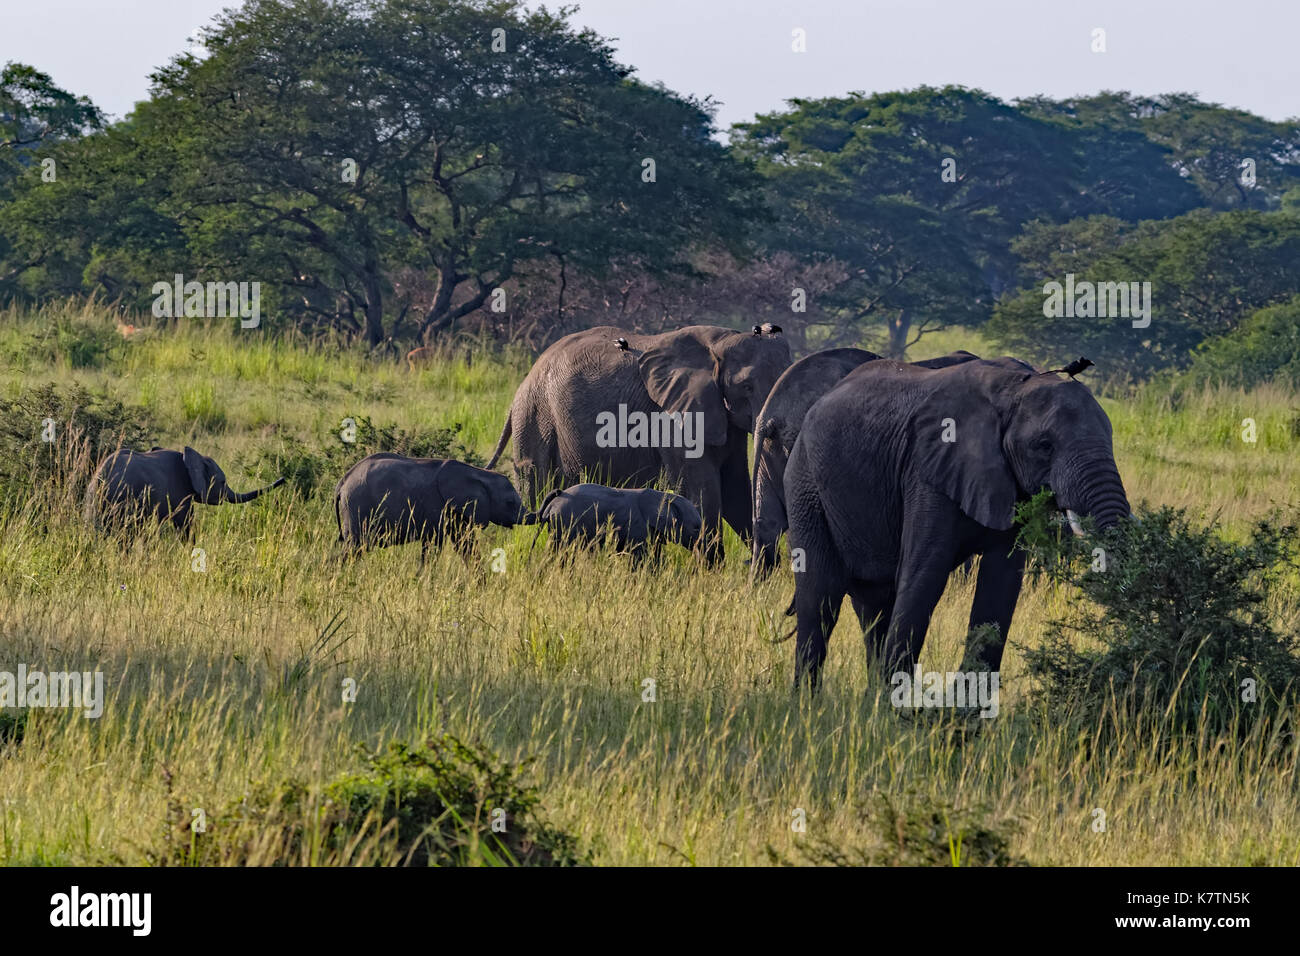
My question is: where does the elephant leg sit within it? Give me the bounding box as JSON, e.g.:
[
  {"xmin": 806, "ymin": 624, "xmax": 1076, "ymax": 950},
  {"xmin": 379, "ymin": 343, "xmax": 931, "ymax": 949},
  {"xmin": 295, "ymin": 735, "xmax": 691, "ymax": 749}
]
[
  {"xmin": 170, "ymin": 501, "xmax": 193, "ymax": 540},
  {"xmin": 751, "ymin": 536, "xmax": 780, "ymax": 583},
  {"xmin": 961, "ymin": 539, "xmax": 1024, "ymax": 672},
  {"xmin": 793, "ymin": 578, "xmax": 845, "ymax": 695},
  {"xmin": 848, "ymin": 580, "xmax": 896, "ymax": 665},
  {"xmin": 692, "ymin": 473, "xmax": 726, "ymax": 567},
  {"xmin": 881, "ymin": 498, "xmax": 961, "ymax": 676},
  {"xmin": 882, "ymin": 566, "xmax": 949, "ymax": 677},
  {"xmin": 789, "ymin": 496, "xmax": 846, "ymax": 694},
  {"xmin": 718, "ymin": 441, "xmax": 753, "ymax": 545}
]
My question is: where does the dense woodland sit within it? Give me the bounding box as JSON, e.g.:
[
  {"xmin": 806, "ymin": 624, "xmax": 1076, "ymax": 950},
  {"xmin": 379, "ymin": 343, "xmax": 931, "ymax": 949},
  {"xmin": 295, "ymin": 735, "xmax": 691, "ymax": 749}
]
[{"xmin": 2, "ymin": 0, "xmax": 1298, "ymax": 384}]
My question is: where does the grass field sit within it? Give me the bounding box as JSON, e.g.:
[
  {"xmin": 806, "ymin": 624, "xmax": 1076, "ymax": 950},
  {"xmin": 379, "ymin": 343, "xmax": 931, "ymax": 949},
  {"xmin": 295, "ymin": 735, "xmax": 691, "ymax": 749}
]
[{"xmin": 1, "ymin": 300, "xmax": 1298, "ymax": 866}]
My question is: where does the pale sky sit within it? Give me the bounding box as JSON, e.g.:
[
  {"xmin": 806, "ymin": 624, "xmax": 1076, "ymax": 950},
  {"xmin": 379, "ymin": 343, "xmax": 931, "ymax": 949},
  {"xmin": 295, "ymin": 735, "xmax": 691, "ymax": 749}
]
[{"xmin": 2, "ymin": 0, "xmax": 1296, "ymax": 131}]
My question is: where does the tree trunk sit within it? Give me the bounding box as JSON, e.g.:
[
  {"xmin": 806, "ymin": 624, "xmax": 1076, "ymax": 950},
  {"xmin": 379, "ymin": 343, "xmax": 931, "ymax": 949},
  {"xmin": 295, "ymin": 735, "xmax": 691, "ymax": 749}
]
[{"xmin": 362, "ymin": 277, "xmax": 385, "ymax": 345}]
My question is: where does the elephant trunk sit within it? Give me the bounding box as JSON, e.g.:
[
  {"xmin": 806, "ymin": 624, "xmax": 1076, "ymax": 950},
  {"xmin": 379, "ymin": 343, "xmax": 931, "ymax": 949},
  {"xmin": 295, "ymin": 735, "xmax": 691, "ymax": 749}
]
[
  {"xmin": 219, "ymin": 476, "xmax": 286, "ymax": 504},
  {"xmin": 1057, "ymin": 446, "xmax": 1130, "ymax": 531},
  {"xmin": 750, "ymin": 436, "xmax": 787, "ymax": 582}
]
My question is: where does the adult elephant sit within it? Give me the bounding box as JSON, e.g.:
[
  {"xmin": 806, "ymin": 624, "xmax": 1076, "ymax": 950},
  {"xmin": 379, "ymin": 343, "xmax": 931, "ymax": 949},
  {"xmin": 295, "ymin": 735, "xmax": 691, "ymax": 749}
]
[
  {"xmin": 85, "ymin": 446, "xmax": 285, "ymax": 537},
  {"xmin": 750, "ymin": 349, "xmax": 979, "ymax": 581},
  {"xmin": 487, "ymin": 324, "xmax": 791, "ymax": 562},
  {"xmin": 785, "ymin": 357, "xmax": 1130, "ymax": 691}
]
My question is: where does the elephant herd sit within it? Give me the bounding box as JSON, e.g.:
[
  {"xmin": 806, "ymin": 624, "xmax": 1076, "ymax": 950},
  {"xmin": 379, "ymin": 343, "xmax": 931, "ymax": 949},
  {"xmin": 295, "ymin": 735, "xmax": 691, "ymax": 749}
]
[{"xmin": 83, "ymin": 322, "xmax": 1131, "ymax": 692}]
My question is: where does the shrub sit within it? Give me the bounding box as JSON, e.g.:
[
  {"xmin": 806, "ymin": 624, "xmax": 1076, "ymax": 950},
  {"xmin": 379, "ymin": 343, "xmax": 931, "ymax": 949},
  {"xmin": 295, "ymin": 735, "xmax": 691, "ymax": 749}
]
[
  {"xmin": 1182, "ymin": 295, "xmax": 1300, "ymax": 391},
  {"xmin": 157, "ymin": 736, "xmax": 586, "ymax": 867},
  {"xmin": 55, "ymin": 319, "xmax": 121, "ymax": 369},
  {"xmin": 767, "ymin": 790, "xmax": 1026, "ymax": 867},
  {"xmin": 1015, "ymin": 494, "xmax": 1300, "ymax": 736},
  {"xmin": 6, "ymin": 316, "xmax": 123, "ymax": 369},
  {"xmin": 0, "ymin": 382, "xmax": 155, "ymax": 512},
  {"xmin": 245, "ymin": 416, "xmax": 481, "ymax": 498}
]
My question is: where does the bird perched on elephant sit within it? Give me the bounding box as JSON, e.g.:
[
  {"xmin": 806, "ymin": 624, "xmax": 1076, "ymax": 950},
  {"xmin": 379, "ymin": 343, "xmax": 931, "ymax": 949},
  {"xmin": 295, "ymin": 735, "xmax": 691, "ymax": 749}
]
[
  {"xmin": 486, "ymin": 324, "xmax": 791, "ymax": 564},
  {"xmin": 334, "ymin": 454, "xmax": 530, "ymax": 565},
  {"xmin": 532, "ymin": 483, "xmax": 703, "ymax": 560},
  {"xmin": 784, "ymin": 356, "xmax": 1130, "ymax": 692},
  {"xmin": 750, "ymin": 348, "xmax": 980, "ymax": 580},
  {"xmin": 84, "ymin": 446, "xmax": 285, "ymax": 537}
]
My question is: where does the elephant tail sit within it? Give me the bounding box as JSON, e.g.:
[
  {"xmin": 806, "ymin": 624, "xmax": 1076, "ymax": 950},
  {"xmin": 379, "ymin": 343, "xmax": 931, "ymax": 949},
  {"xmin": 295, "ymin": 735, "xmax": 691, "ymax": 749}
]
[
  {"xmin": 536, "ymin": 488, "xmax": 562, "ymax": 517},
  {"xmin": 485, "ymin": 412, "xmax": 512, "ymax": 470},
  {"xmin": 766, "ymin": 599, "xmax": 797, "ymax": 643}
]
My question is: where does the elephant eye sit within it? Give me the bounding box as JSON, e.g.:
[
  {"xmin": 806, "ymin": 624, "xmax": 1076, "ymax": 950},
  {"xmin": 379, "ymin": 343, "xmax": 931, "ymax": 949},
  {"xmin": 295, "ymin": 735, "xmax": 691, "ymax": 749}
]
[{"xmin": 1033, "ymin": 436, "xmax": 1053, "ymax": 454}]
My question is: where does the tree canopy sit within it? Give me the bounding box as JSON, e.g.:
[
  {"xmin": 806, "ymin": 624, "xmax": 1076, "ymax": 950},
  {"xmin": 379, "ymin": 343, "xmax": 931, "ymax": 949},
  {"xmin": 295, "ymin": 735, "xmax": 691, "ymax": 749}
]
[{"xmin": 0, "ymin": 6, "xmax": 1296, "ymax": 383}]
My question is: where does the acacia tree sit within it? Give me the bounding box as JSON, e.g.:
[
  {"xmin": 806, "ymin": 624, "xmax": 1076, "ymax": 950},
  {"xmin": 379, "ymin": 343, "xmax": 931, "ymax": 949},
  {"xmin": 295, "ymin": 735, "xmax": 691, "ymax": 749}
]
[
  {"xmin": 734, "ymin": 88, "xmax": 1072, "ymax": 355},
  {"xmin": 987, "ymin": 209, "xmax": 1300, "ymax": 378},
  {"xmin": 142, "ymin": 0, "xmax": 759, "ymax": 343},
  {"xmin": 732, "ymin": 86, "xmax": 1203, "ymax": 356},
  {"xmin": 1020, "ymin": 92, "xmax": 1300, "ymax": 211}
]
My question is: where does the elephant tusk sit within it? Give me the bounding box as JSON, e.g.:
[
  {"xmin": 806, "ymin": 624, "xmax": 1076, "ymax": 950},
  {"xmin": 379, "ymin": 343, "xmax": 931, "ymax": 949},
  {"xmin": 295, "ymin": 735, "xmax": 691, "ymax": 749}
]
[{"xmin": 1065, "ymin": 509, "xmax": 1085, "ymax": 537}]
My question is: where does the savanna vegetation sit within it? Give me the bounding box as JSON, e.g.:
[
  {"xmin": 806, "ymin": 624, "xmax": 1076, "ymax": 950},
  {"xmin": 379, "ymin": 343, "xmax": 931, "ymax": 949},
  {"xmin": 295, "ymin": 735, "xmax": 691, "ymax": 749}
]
[
  {"xmin": 1, "ymin": 0, "xmax": 1298, "ymax": 866},
  {"xmin": 0, "ymin": 303, "xmax": 1296, "ymax": 866}
]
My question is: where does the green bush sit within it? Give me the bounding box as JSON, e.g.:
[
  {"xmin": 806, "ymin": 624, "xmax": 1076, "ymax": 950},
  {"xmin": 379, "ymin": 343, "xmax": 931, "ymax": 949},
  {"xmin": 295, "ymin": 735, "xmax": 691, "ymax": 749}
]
[
  {"xmin": 9, "ymin": 317, "xmax": 124, "ymax": 369},
  {"xmin": 767, "ymin": 790, "xmax": 1026, "ymax": 867},
  {"xmin": 245, "ymin": 415, "xmax": 482, "ymax": 498},
  {"xmin": 1015, "ymin": 494, "xmax": 1300, "ymax": 736},
  {"xmin": 158, "ymin": 736, "xmax": 587, "ymax": 867},
  {"xmin": 1182, "ymin": 295, "xmax": 1300, "ymax": 391},
  {"xmin": 0, "ymin": 382, "xmax": 155, "ymax": 510}
]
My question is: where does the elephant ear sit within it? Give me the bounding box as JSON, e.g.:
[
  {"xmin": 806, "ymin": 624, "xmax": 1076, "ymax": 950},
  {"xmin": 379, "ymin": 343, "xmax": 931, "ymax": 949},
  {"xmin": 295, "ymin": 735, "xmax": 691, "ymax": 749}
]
[
  {"xmin": 637, "ymin": 334, "xmax": 728, "ymax": 447},
  {"xmin": 668, "ymin": 494, "xmax": 700, "ymax": 532},
  {"xmin": 436, "ymin": 464, "xmax": 489, "ymax": 521},
  {"xmin": 183, "ymin": 447, "xmax": 218, "ymax": 499},
  {"xmin": 910, "ymin": 389, "xmax": 1018, "ymax": 530}
]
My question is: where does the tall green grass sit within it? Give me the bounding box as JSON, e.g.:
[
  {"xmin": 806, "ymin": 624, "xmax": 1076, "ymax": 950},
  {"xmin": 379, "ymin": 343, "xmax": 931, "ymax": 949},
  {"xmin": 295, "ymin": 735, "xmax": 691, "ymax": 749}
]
[{"xmin": 0, "ymin": 302, "xmax": 1297, "ymax": 865}]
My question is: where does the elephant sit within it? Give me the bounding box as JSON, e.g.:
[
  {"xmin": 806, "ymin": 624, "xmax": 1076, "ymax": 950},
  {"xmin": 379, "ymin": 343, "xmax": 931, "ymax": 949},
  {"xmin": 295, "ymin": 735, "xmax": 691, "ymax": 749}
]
[
  {"xmin": 750, "ymin": 349, "xmax": 980, "ymax": 581},
  {"xmin": 486, "ymin": 324, "xmax": 791, "ymax": 563},
  {"xmin": 334, "ymin": 453, "xmax": 530, "ymax": 565},
  {"xmin": 532, "ymin": 483, "xmax": 703, "ymax": 559},
  {"xmin": 784, "ymin": 356, "xmax": 1130, "ymax": 692},
  {"xmin": 84, "ymin": 446, "xmax": 285, "ymax": 537}
]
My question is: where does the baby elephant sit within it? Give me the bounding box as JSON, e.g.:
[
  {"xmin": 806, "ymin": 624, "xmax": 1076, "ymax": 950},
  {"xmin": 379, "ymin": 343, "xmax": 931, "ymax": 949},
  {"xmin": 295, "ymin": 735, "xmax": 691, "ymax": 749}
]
[
  {"xmin": 85, "ymin": 446, "xmax": 286, "ymax": 537},
  {"xmin": 535, "ymin": 484, "xmax": 703, "ymax": 558},
  {"xmin": 335, "ymin": 454, "xmax": 529, "ymax": 564}
]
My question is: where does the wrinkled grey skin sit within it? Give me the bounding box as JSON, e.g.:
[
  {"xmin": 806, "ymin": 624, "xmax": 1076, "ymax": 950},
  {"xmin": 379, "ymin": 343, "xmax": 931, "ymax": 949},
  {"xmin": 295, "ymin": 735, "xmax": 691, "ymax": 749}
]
[
  {"xmin": 533, "ymin": 483, "xmax": 703, "ymax": 558},
  {"xmin": 85, "ymin": 446, "xmax": 285, "ymax": 537},
  {"xmin": 750, "ymin": 349, "xmax": 980, "ymax": 580},
  {"xmin": 785, "ymin": 357, "xmax": 1130, "ymax": 692},
  {"xmin": 487, "ymin": 325, "xmax": 791, "ymax": 563},
  {"xmin": 335, "ymin": 453, "xmax": 530, "ymax": 565}
]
